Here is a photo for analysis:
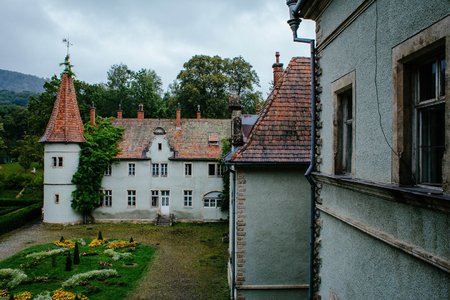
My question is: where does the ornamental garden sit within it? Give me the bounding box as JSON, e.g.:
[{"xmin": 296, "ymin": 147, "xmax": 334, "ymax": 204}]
[{"xmin": 0, "ymin": 231, "xmax": 154, "ymax": 300}]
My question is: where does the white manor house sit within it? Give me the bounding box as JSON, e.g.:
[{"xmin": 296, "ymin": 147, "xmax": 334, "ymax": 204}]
[{"xmin": 40, "ymin": 69, "xmax": 230, "ymax": 224}]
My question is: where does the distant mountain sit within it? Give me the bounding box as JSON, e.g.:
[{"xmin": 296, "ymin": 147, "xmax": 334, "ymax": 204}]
[{"xmin": 0, "ymin": 69, "xmax": 46, "ymax": 93}]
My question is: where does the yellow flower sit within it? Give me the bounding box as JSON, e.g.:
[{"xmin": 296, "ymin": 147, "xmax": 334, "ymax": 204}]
[
  {"xmin": 53, "ymin": 240, "xmax": 75, "ymax": 248},
  {"xmin": 106, "ymin": 240, "xmax": 138, "ymax": 249},
  {"xmin": 52, "ymin": 288, "xmax": 88, "ymax": 300},
  {"xmin": 88, "ymin": 239, "xmax": 106, "ymax": 247},
  {"xmin": 13, "ymin": 291, "xmax": 32, "ymax": 300},
  {"xmin": 0, "ymin": 289, "xmax": 8, "ymax": 297}
]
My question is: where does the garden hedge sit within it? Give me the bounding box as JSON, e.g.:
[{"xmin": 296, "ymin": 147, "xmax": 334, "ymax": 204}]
[{"xmin": 0, "ymin": 203, "xmax": 41, "ymax": 236}]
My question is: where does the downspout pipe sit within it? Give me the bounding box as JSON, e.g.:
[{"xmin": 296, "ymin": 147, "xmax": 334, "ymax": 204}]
[
  {"xmin": 287, "ymin": 3, "xmax": 317, "ymax": 299},
  {"xmin": 229, "ymin": 168, "xmax": 237, "ymax": 300}
]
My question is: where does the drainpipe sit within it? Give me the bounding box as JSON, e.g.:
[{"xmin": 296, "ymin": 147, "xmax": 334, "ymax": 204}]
[
  {"xmin": 229, "ymin": 168, "xmax": 237, "ymax": 300},
  {"xmin": 287, "ymin": 2, "xmax": 317, "ymax": 299}
]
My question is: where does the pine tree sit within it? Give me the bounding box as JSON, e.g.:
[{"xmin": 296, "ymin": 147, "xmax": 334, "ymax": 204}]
[
  {"xmin": 129, "ymin": 237, "xmax": 134, "ymax": 243},
  {"xmin": 98, "ymin": 231, "xmax": 103, "ymax": 240},
  {"xmin": 73, "ymin": 242, "xmax": 80, "ymax": 265},
  {"xmin": 65, "ymin": 252, "xmax": 72, "ymax": 271}
]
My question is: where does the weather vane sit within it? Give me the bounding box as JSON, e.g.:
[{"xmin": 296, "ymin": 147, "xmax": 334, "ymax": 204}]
[{"xmin": 62, "ymin": 36, "xmax": 73, "ymax": 55}]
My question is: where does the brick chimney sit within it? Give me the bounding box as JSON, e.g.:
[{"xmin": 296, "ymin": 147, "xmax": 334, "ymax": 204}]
[
  {"xmin": 117, "ymin": 107, "xmax": 122, "ymax": 119},
  {"xmin": 176, "ymin": 105, "xmax": 181, "ymax": 129},
  {"xmin": 272, "ymin": 51, "xmax": 284, "ymax": 88},
  {"xmin": 229, "ymin": 95, "xmax": 243, "ymax": 147},
  {"xmin": 196, "ymin": 105, "xmax": 201, "ymax": 121},
  {"xmin": 89, "ymin": 102, "xmax": 96, "ymax": 125},
  {"xmin": 137, "ymin": 104, "xmax": 144, "ymax": 119}
]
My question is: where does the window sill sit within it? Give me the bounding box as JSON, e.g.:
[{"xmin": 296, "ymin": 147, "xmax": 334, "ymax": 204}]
[{"xmin": 313, "ymin": 172, "xmax": 450, "ymax": 213}]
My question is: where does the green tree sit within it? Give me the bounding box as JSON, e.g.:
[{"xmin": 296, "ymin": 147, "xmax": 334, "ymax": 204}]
[
  {"xmin": 27, "ymin": 76, "xmax": 61, "ymax": 136},
  {"xmin": 172, "ymin": 55, "xmax": 262, "ymax": 118},
  {"xmin": 14, "ymin": 134, "xmax": 43, "ymax": 169},
  {"xmin": 71, "ymin": 117, "xmax": 123, "ymax": 224},
  {"xmin": 106, "ymin": 64, "xmax": 164, "ymax": 118}
]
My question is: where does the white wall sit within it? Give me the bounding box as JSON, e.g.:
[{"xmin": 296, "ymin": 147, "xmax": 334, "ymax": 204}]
[
  {"xmin": 43, "ymin": 143, "xmax": 82, "ymax": 224},
  {"xmin": 95, "ymin": 135, "xmax": 227, "ymax": 221}
]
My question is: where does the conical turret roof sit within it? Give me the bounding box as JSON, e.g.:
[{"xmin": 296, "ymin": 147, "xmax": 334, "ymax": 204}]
[{"xmin": 39, "ymin": 72, "xmax": 85, "ymax": 143}]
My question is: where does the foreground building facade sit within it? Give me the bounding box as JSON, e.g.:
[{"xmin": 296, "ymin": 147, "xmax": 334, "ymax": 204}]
[
  {"xmin": 227, "ymin": 55, "xmax": 312, "ymax": 299},
  {"xmin": 287, "ymin": 0, "xmax": 449, "ymax": 299}
]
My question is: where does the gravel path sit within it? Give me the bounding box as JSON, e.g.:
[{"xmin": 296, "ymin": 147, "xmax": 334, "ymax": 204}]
[{"xmin": 0, "ymin": 220, "xmax": 57, "ymax": 261}]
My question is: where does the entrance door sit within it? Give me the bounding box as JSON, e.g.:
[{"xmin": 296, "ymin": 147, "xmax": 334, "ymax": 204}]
[{"xmin": 160, "ymin": 190, "xmax": 170, "ymax": 216}]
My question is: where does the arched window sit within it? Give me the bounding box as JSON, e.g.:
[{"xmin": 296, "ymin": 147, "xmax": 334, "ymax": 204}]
[{"xmin": 203, "ymin": 191, "xmax": 222, "ymax": 208}]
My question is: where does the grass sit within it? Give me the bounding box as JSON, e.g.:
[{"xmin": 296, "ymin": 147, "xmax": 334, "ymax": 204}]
[
  {"xmin": 0, "ymin": 238, "xmax": 155, "ymax": 299},
  {"xmin": 0, "ymin": 222, "xmax": 230, "ymax": 299}
]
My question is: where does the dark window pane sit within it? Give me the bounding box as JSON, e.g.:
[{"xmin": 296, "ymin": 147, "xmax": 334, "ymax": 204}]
[
  {"xmin": 419, "ymin": 103, "xmax": 444, "ymax": 184},
  {"xmin": 440, "ymin": 58, "xmax": 446, "ymax": 97},
  {"xmin": 418, "ymin": 61, "xmax": 436, "ymax": 102},
  {"xmin": 208, "ymin": 164, "xmax": 215, "ymax": 176}
]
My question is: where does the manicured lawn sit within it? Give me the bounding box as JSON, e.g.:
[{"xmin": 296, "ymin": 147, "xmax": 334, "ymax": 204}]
[{"xmin": 0, "ymin": 236, "xmax": 155, "ymax": 299}]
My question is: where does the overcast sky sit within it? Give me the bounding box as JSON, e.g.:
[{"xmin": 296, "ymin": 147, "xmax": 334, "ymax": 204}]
[{"xmin": 0, "ymin": 0, "xmax": 315, "ymax": 96}]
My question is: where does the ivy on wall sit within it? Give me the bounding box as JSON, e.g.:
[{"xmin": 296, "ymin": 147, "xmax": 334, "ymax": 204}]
[
  {"xmin": 220, "ymin": 138, "xmax": 231, "ymax": 212},
  {"xmin": 71, "ymin": 117, "xmax": 123, "ymax": 224}
]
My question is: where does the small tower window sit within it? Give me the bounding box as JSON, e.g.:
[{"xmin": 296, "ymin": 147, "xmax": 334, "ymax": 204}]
[
  {"xmin": 52, "ymin": 157, "xmax": 63, "ymax": 167},
  {"xmin": 55, "ymin": 194, "xmax": 60, "ymax": 204},
  {"xmin": 158, "ymin": 143, "xmax": 162, "ymax": 151}
]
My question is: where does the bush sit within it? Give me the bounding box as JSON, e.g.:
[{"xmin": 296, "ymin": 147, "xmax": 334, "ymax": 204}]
[{"xmin": 0, "ymin": 203, "xmax": 41, "ymax": 236}]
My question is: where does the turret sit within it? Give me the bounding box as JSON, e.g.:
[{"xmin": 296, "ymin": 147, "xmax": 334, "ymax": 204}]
[{"xmin": 40, "ymin": 55, "xmax": 85, "ymax": 224}]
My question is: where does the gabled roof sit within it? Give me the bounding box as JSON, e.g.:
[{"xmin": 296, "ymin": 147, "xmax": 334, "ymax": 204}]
[
  {"xmin": 114, "ymin": 118, "xmax": 231, "ymax": 160},
  {"xmin": 229, "ymin": 57, "xmax": 311, "ymax": 164},
  {"xmin": 39, "ymin": 73, "xmax": 85, "ymax": 143}
]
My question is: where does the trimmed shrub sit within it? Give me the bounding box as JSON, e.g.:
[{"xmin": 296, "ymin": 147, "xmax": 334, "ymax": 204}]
[
  {"xmin": 65, "ymin": 253, "xmax": 72, "ymax": 272},
  {"xmin": 0, "ymin": 203, "xmax": 41, "ymax": 236},
  {"xmin": 73, "ymin": 242, "xmax": 80, "ymax": 265}
]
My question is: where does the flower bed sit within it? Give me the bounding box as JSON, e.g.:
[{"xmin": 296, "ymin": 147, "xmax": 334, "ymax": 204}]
[{"xmin": 0, "ymin": 235, "xmax": 154, "ymax": 299}]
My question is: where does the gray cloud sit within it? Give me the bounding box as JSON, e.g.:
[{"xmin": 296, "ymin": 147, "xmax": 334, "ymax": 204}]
[{"xmin": 0, "ymin": 0, "xmax": 315, "ymax": 96}]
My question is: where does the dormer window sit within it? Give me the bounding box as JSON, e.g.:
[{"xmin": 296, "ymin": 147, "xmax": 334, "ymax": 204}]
[{"xmin": 208, "ymin": 133, "xmax": 219, "ymax": 146}]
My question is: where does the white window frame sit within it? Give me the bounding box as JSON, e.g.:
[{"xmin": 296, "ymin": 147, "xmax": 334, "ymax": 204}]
[
  {"xmin": 203, "ymin": 192, "xmax": 222, "ymax": 208},
  {"xmin": 151, "ymin": 190, "xmax": 159, "ymax": 207},
  {"xmin": 184, "ymin": 163, "xmax": 192, "ymax": 177},
  {"xmin": 161, "ymin": 190, "xmax": 170, "ymax": 206},
  {"xmin": 208, "ymin": 163, "xmax": 222, "ymax": 177},
  {"xmin": 161, "ymin": 163, "xmax": 168, "ymax": 177},
  {"xmin": 184, "ymin": 190, "xmax": 193, "ymax": 207},
  {"xmin": 103, "ymin": 190, "xmax": 112, "ymax": 207},
  {"xmin": 127, "ymin": 190, "xmax": 136, "ymax": 207},
  {"xmin": 128, "ymin": 163, "xmax": 136, "ymax": 176},
  {"xmin": 104, "ymin": 165, "xmax": 112, "ymax": 176},
  {"xmin": 152, "ymin": 163, "xmax": 159, "ymax": 177},
  {"xmin": 52, "ymin": 156, "xmax": 63, "ymax": 168}
]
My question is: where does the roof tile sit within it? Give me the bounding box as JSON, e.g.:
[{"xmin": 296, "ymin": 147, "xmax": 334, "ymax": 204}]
[
  {"xmin": 230, "ymin": 57, "xmax": 311, "ymax": 164},
  {"xmin": 39, "ymin": 73, "xmax": 85, "ymax": 143}
]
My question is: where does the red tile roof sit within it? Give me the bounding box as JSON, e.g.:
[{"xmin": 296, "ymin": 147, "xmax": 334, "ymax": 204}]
[
  {"xmin": 39, "ymin": 73, "xmax": 85, "ymax": 143},
  {"xmin": 114, "ymin": 118, "xmax": 231, "ymax": 160},
  {"xmin": 229, "ymin": 57, "xmax": 311, "ymax": 164}
]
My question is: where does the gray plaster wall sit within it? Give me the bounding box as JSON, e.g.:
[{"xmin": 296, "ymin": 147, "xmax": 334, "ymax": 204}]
[
  {"xmin": 314, "ymin": 0, "xmax": 450, "ymax": 298},
  {"xmin": 320, "ymin": 212, "xmax": 449, "ymax": 300},
  {"xmin": 317, "ymin": 0, "xmax": 450, "ymax": 182},
  {"xmin": 240, "ymin": 167, "xmax": 310, "ymax": 299}
]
